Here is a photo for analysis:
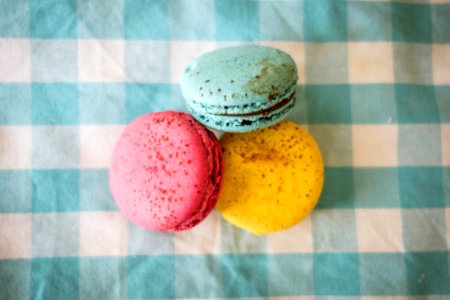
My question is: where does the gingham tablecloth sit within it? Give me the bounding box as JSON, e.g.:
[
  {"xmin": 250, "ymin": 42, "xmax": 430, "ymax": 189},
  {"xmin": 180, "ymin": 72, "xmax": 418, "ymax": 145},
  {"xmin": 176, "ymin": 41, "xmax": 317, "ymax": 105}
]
[{"xmin": 1, "ymin": 0, "xmax": 450, "ymax": 299}]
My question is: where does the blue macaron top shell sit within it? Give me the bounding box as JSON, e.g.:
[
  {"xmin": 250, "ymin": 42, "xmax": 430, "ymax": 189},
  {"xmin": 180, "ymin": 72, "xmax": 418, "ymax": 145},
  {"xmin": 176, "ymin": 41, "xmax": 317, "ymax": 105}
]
[{"xmin": 180, "ymin": 45, "xmax": 298, "ymax": 132}]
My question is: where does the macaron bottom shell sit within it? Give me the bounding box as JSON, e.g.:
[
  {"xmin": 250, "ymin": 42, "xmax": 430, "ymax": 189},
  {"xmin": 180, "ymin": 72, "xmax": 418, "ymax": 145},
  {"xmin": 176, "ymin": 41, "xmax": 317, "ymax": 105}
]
[{"xmin": 217, "ymin": 121, "xmax": 324, "ymax": 235}]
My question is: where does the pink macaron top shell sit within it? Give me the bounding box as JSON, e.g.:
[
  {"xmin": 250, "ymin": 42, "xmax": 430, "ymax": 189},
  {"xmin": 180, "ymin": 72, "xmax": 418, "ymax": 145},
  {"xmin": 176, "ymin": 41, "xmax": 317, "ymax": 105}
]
[{"xmin": 109, "ymin": 111, "xmax": 223, "ymax": 231}]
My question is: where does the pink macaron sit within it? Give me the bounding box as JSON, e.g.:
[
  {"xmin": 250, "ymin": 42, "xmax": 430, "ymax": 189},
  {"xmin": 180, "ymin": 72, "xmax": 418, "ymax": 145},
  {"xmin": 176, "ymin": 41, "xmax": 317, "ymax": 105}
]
[{"xmin": 109, "ymin": 111, "xmax": 223, "ymax": 231}]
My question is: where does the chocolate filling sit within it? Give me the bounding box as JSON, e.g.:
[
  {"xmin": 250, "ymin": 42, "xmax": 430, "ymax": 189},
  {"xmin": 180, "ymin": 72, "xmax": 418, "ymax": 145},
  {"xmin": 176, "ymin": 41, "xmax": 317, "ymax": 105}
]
[{"xmin": 217, "ymin": 92, "xmax": 295, "ymax": 117}]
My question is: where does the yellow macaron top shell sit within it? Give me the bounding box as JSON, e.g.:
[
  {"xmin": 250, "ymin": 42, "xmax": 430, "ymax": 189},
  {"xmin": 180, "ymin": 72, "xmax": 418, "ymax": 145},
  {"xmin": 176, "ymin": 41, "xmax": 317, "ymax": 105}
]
[{"xmin": 217, "ymin": 121, "xmax": 324, "ymax": 235}]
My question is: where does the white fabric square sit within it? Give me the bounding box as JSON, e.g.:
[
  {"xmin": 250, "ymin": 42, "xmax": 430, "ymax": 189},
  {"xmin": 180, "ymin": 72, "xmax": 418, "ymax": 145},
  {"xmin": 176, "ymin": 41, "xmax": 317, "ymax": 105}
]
[
  {"xmin": 80, "ymin": 125, "xmax": 124, "ymax": 168},
  {"xmin": 80, "ymin": 212, "xmax": 128, "ymax": 256},
  {"xmin": 170, "ymin": 41, "xmax": 216, "ymax": 83},
  {"xmin": 442, "ymin": 125, "xmax": 450, "ymax": 166},
  {"xmin": 0, "ymin": 126, "xmax": 31, "ymax": 169},
  {"xmin": 267, "ymin": 215, "xmax": 313, "ymax": 253},
  {"xmin": 356, "ymin": 209, "xmax": 404, "ymax": 252},
  {"xmin": 353, "ymin": 125, "xmax": 398, "ymax": 167},
  {"xmin": 0, "ymin": 214, "xmax": 31, "ymax": 259},
  {"xmin": 0, "ymin": 39, "xmax": 30, "ymax": 82},
  {"xmin": 174, "ymin": 210, "xmax": 221, "ymax": 254},
  {"xmin": 433, "ymin": 45, "xmax": 450, "ymax": 85},
  {"xmin": 260, "ymin": 42, "xmax": 304, "ymax": 84},
  {"xmin": 348, "ymin": 42, "xmax": 394, "ymax": 83},
  {"xmin": 78, "ymin": 40, "xmax": 125, "ymax": 82}
]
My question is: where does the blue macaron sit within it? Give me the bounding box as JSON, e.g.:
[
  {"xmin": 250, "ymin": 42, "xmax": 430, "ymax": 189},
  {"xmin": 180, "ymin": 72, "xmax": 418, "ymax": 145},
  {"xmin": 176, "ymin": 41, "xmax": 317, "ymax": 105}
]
[{"xmin": 180, "ymin": 45, "xmax": 298, "ymax": 132}]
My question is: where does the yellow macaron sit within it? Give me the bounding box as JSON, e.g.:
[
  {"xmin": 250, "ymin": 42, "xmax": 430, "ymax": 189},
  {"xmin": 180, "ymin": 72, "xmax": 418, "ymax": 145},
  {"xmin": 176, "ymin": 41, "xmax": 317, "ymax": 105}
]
[{"xmin": 217, "ymin": 120, "xmax": 324, "ymax": 235}]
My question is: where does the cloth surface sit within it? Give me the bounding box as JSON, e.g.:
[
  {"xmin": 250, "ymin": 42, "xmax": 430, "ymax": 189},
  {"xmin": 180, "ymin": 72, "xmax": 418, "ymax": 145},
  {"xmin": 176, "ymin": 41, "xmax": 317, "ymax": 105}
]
[{"xmin": 1, "ymin": 0, "xmax": 450, "ymax": 299}]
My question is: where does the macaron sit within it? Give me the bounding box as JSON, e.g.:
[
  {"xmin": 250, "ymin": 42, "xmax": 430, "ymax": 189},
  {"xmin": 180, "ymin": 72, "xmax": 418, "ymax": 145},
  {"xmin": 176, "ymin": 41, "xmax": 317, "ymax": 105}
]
[
  {"xmin": 181, "ymin": 45, "xmax": 298, "ymax": 132},
  {"xmin": 109, "ymin": 111, "xmax": 223, "ymax": 232},
  {"xmin": 217, "ymin": 121, "xmax": 324, "ymax": 234}
]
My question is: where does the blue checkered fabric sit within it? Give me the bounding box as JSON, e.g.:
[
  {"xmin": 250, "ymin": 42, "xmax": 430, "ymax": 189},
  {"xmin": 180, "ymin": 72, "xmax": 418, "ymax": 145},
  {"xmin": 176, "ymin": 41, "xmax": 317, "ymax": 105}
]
[{"xmin": 1, "ymin": 0, "xmax": 450, "ymax": 299}]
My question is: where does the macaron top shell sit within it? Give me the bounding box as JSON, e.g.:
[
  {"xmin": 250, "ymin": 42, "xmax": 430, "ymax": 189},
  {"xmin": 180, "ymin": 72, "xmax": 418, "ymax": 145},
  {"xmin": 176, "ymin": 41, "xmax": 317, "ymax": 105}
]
[
  {"xmin": 109, "ymin": 111, "xmax": 223, "ymax": 232},
  {"xmin": 217, "ymin": 121, "xmax": 324, "ymax": 235},
  {"xmin": 181, "ymin": 45, "xmax": 298, "ymax": 115}
]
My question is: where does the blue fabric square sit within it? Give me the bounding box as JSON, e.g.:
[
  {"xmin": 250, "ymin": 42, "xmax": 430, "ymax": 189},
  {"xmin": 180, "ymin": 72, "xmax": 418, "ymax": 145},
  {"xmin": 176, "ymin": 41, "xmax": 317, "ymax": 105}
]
[
  {"xmin": 259, "ymin": 1, "xmax": 303, "ymax": 41},
  {"xmin": 402, "ymin": 209, "xmax": 447, "ymax": 251},
  {"xmin": 0, "ymin": 260, "xmax": 30, "ymax": 299},
  {"xmin": 221, "ymin": 254, "xmax": 268, "ymax": 297},
  {"xmin": 128, "ymin": 225, "xmax": 173, "ymax": 255},
  {"xmin": 30, "ymin": 0, "xmax": 77, "ymax": 38},
  {"xmin": 170, "ymin": 84, "xmax": 189, "ymax": 113},
  {"xmin": 0, "ymin": 0, "xmax": 29, "ymax": 37},
  {"xmin": 80, "ymin": 257, "xmax": 126, "ymax": 299},
  {"xmin": 432, "ymin": 5, "xmax": 450, "ymax": 43},
  {"xmin": 32, "ymin": 169, "xmax": 80, "ymax": 212},
  {"xmin": 126, "ymin": 84, "xmax": 172, "ymax": 122},
  {"xmin": 405, "ymin": 252, "xmax": 450, "ymax": 295},
  {"xmin": 32, "ymin": 84, "xmax": 78, "ymax": 125},
  {"xmin": 124, "ymin": 0, "xmax": 169, "ymax": 39},
  {"xmin": 32, "ymin": 213, "xmax": 79, "ymax": 257},
  {"xmin": 351, "ymin": 84, "xmax": 396, "ymax": 124},
  {"xmin": 0, "ymin": 170, "xmax": 31, "ymax": 213},
  {"xmin": 398, "ymin": 125, "xmax": 441, "ymax": 166},
  {"xmin": 392, "ymin": 3, "xmax": 431, "ymax": 43},
  {"xmin": 170, "ymin": 0, "xmax": 215, "ymax": 40},
  {"xmin": 32, "ymin": 126, "xmax": 79, "ymax": 168},
  {"xmin": 359, "ymin": 253, "xmax": 407, "ymax": 295},
  {"xmin": 0, "ymin": 84, "xmax": 31, "ymax": 124},
  {"xmin": 306, "ymin": 85, "xmax": 351, "ymax": 124},
  {"xmin": 304, "ymin": 0, "xmax": 347, "ymax": 42},
  {"xmin": 215, "ymin": 0, "xmax": 260, "ymax": 41},
  {"xmin": 347, "ymin": 2, "xmax": 391, "ymax": 41},
  {"xmin": 313, "ymin": 253, "xmax": 360, "ymax": 295},
  {"xmin": 445, "ymin": 168, "xmax": 450, "ymax": 207},
  {"xmin": 435, "ymin": 86, "xmax": 450, "ymax": 123},
  {"xmin": 79, "ymin": 84, "xmax": 125, "ymax": 124},
  {"xmin": 127, "ymin": 256, "xmax": 175, "ymax": 299},
  {"xmin": 77, "ymin": 0, "xmax": 123, "ymax": 38},
  {"xmin": 0, "ymin": 84, "xmax": 31, "ymax": 125},
  {"xmin": 395, "ymin": 84, "xmax": 439, "ymax": 123},
  {"xmin": 393, "ymin": 43, "xmax": 432, "ymax": 84},
  {"xmin": 398, "ymin": 167, "xmax": 445, "ymax": 208},
  {"xmin": 31, "ymin": 258, "xmax": 79, "ymax": 300},
  {"xmin": 268, "ymin": 254, "xmax": 313, "ymax": 296},
  {"xmin": 354, "ymin": 168, "xmax": 400, "ymax": 208},
  {"xmin": 175, "ymin": 255, "xmax": 221, "ymax": 298},
  {"xmin": 316, "ymin": 167, "xmax": 354, "ymax": 209},
  {"xmin": 312, "ymin": 210, "xmax": 357, "ymax": 252},
  {"xmin": 80, "ymin": 169, "xmax": 117, "ymax": 211}
]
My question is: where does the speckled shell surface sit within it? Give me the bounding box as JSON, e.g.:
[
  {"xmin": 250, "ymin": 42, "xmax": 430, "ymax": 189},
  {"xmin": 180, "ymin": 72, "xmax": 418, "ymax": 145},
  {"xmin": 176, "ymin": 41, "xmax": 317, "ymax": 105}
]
[
  {"xmin": 181, "ymin": 45, "xmax": 298, "ymax": 115},
  {"xmin": 217, "ymin": 121, "xmax": 324, "ymax": 234},
  {"xmin": 109, "ymin": 111, "xmax": 223, "ymax": 232}
]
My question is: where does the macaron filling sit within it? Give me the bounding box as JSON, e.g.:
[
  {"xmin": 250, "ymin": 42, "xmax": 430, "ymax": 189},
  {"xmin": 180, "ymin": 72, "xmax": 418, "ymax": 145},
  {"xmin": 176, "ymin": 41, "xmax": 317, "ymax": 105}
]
[
  {"xmin": 187, "ymin": 81, "xmax": 297, "ymax": 115},
  {"xmin": 217, "ymin": 92, "xmax": 295, "ymax": 117},
  {"xmin": 189, "ymin": 91, "xmax": 296, "ymax": 131}
]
